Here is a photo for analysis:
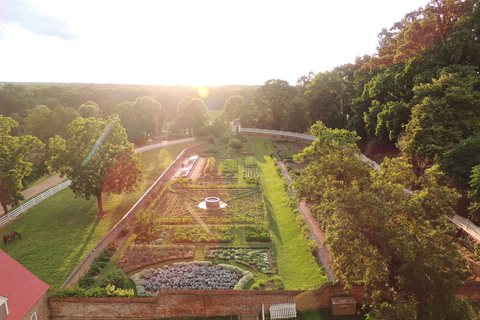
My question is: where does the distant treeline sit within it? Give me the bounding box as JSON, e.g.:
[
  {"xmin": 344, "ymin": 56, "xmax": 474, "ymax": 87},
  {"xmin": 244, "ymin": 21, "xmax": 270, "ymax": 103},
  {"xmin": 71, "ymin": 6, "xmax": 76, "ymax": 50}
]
[{"xmin": 2, "ymin": 0, "xmax": 480, "ymax": 197}]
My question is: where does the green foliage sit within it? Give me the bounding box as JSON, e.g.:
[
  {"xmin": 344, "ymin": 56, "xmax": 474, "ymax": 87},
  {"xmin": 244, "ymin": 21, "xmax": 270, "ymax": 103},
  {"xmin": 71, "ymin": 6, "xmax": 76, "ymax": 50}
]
[
  {"xmin": 207, "ymin": 247, "xmax": 271, "ymax": 272},
  {"xmin": 228, "ymin": 138, "xmax": 243, "ymax": 151},
  {"xmin": 219, "ymin": 159, "xmax": 238, "ymax": 173},
  {"xmin": 133, "ymin": 209, "xmax": 162, "ymax": 243},
  {"xmin": 244, "ymin": 225, "xmax": 271, "ymax": 242},
  {"xmin": 47, "ymin": 116, "xmax": 144, "ymax": 215},
  {"xmin": 440, "ymin": 133, "xmax": 480, "ymax": 185},
  {"xmin": 403, "ymin": 70, "xmax": 480, "ymax": 162},
  {"xmin": 97, "ymin": 268, "xmax": 129, "ymax": 289},
  {"xmin": 50, "ymin": 284, "xmax": 134, "ymax": 298},
  {"xmin": 0, "ymin": 115, "xmax": 44, "ymax": 213},
  {"xmin": 470, "ymin": 165, "xmax": 480, "ymax": 199},
  {"xmin": 294, "ymin": 124, "xmax": 471, "ymax": 318},
  {"xmin": 171, "ymin": 226, "xmax": 233, "ymax": 243}
]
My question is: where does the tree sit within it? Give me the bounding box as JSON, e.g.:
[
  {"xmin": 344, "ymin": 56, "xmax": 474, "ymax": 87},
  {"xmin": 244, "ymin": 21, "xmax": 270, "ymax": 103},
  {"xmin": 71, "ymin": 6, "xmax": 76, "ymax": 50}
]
[
  {"xmin": 402, "ymin": 69, "xmax": 480, "ymax": 162},
  {"xmin": 304, "ymin": 64, "xmax": 356, "ymax": 129},
  {"xmin": 221, "ymin": 95, "xmax": 245, "ymax": 121},
  {"xmin": 0, "ymin": 115, "xmax": 43, "ymax": 214},
  {"xmin": 48, "ymin": 116, "xmax": 143, "ymax": 216},
  {"xmin": 116, "ymin": 96, "xmax": 164, "ymax": 145},
  {"xmin": 252, "ymin": 79, "xmax": 298, "ymax": 130},
  {"xmin": 77, "ymin": 101, "xmax": 100, "ymax": 118},
  {"xmin": 439, "ymin": 132, "xmax": 480, "ymax": 185},
  {"xmin": 293, "ymin": 121, "xmax": 471, "ymax": 319},
  {"xmin": 176, "ymin": 96, "xmax": 209, "ymax": 135}
]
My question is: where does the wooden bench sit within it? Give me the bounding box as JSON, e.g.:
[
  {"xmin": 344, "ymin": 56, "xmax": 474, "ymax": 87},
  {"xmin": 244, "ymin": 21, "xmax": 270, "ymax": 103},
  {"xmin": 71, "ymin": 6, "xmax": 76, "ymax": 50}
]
[{"xmin": 269, "ymin": 302, "xmax": 296, "ymax": 319}]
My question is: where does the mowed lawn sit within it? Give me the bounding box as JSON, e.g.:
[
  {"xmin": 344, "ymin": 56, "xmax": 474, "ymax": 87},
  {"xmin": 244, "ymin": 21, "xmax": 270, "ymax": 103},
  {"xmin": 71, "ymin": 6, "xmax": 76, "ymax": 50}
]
[
  {"xmin": 0, "ymin": 141, "xmax": 203, "ymax": 288},
  {"xmin": 252, "ymin": 138, "xmax": 327, "ymax": 289}
]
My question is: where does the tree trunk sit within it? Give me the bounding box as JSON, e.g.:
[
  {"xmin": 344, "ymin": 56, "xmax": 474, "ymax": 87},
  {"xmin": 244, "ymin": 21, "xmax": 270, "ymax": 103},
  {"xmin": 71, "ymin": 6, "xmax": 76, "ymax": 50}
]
[
  {"xmin": 97, "ymin": 192, "xmax": 104, "ymax": 216},
  {"xmin": 1, "ymin": 202, "xmax": 8, "ymax": 215}
]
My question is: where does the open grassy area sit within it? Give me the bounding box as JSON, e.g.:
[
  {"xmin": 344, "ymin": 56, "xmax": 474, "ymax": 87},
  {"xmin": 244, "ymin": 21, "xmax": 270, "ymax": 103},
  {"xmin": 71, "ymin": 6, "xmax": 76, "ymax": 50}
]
[
  {"xmin": 251, "ymin": 138, "xmax": 327, "ymax": 289},
  {"xmin": 1, "ymin": 140, "xmax": 203, "ymax": 288}
]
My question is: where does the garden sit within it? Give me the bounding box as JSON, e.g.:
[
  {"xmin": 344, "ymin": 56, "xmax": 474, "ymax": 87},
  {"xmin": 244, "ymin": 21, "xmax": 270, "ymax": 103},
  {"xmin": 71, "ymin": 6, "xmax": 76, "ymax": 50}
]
[{"xmin": 109, "ymin": 136, "xmax": 327, "ymax": 295}]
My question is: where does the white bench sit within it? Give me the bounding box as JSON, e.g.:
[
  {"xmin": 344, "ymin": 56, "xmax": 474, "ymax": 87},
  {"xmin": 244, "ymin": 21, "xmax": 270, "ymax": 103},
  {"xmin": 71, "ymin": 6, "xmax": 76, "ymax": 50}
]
[{"xmin": 269, "ymin": 302, "xmax": 297, "ymax": 319}]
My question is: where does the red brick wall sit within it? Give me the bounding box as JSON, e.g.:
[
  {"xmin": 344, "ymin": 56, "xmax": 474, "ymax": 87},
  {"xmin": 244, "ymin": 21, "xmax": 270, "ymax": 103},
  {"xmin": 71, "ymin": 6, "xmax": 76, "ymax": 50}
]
[
  {"xmin": 49, "ymin": 281, "xmax": 480, "ymax": 319},
  {"xmin": 48, "ymin": 283, "xmax": 364, "ymax": 319}
]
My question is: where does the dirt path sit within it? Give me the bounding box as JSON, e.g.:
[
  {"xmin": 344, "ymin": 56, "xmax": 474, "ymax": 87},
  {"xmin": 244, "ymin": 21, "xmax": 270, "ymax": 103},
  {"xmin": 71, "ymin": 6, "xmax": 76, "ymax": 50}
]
[
  {"xmin": 277, "ymin": 161, "xmax": 334, "ymax": 281},
  {"xmin": 21, "ymin": 174, "xmax": 66, "ymax": 201},
  {"xmin": 3, "ymin": 174, "xmax": 66, "ymax": 214}
]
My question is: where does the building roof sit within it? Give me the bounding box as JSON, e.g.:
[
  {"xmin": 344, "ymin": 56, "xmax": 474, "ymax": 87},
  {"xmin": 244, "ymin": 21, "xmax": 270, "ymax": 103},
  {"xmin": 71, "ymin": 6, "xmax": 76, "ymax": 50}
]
[
  {"xmin": 231, "ymin": 118, "xmax": 241, "ymax": 125},
  {"xmin": 0, "ymin": 249, "xmax": 49, "ymax": 320}
]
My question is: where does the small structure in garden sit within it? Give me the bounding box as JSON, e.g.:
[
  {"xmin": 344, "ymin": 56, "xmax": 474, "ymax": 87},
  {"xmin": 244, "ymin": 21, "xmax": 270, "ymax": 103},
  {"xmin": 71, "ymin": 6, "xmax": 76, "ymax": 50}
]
[{"xmin": 198, "ymin": 196, "xmax": 227, "ymax": 210}]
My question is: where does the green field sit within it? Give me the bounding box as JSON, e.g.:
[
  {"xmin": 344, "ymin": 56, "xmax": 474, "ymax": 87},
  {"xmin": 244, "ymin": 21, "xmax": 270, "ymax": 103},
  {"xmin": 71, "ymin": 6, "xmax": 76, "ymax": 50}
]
[{"xmin": 1, "ymin": 140, "xmax": 203, "ymax": 288}]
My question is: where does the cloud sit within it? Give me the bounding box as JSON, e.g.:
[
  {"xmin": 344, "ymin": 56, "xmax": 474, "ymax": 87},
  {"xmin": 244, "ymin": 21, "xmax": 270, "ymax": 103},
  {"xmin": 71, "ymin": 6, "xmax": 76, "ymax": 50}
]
[{"xmin": 0, "ymin": 0, "xmax": 76, "ymax": 40}]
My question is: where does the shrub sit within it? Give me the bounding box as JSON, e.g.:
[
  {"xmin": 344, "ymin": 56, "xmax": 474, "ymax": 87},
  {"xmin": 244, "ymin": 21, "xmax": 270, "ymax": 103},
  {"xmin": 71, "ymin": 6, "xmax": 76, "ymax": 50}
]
[
  {"xmin": 78, "ymin": 276, "xmax": 95, "ymax": 289},
  {"xmin": 206, "ymin": 134, "xmax": 215, "ymax": 144},
  {"xmin": 203, "ymin": 157, "xmax": 219, "ymax": 175},
  {"xmin": 271, "ymin": 275, "xmax": 285, "ymax": 290},
  {"xmin": 50, "ymin": 285, "xmax": 134, "ymax": 298},
  {"xmin": 119, "ymin": 224, "xmax": 130, "ymax": 237},
  {"xmin": 228, "ymin": 138, "xmax": 243, "ymax": 151},
  {"xmin": 98, "ymin": 268, "xmax": 129, "ymax": 289},
  {"xmin": 133, "ymin": 209, "xmax": 162, "ymax": 243},
  {"xmin": 475, "ymin": 242, "xmax": 480, "ymax": 261}
]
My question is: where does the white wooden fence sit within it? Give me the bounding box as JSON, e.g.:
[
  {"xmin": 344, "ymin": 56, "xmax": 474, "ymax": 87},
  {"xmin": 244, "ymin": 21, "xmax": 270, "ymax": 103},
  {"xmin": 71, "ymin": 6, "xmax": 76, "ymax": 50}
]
[
  {"xmin": 269, "ymin": 303, "xmax": 297, "ymax": 319},
  {"xmin": 0, "ymin": 180, "xmax": 72, "ymax": 228}
]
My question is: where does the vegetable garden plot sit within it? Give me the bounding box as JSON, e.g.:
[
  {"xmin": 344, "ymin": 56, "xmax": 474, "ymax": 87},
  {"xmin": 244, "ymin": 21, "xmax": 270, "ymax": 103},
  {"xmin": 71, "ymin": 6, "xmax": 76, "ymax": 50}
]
[
  {"xmin": 206, "ymin": 247, "xmax": 274, "ymax": 273},
  {"xmin": 171, "ymin": 225, "xmax": 234, "ymax": 243},
  {"xmin": 154, "ymin": 187, "xmax": 266, "ymax": 224},
  {"xmin": 141, "ymin": 264, "xmax": 244, "ymax": 291},
  {"xmin": 275, "ymin": 143, "xmax": 289, "ymax": 151}
]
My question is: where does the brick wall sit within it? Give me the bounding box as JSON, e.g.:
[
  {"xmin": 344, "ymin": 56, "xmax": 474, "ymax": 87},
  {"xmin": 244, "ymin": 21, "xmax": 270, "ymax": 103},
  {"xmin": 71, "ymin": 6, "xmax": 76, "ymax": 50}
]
[{"xmin": 48, "ymin": 283, "xmax": 365, "ymax": 319}]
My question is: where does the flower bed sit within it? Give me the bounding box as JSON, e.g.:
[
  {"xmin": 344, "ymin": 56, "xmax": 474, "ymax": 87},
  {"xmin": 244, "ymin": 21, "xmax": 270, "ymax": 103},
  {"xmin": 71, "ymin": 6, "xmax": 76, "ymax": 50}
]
[{"xmin": 117, "ymin": 244, "xmax": 195, "ymax": 273}]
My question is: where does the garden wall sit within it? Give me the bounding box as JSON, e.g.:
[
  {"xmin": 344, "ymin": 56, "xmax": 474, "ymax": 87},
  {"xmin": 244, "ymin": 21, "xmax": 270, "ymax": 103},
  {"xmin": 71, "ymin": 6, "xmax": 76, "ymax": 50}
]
[
  {"xmin": 240, "ymin": 128, "xmax": 315, "ymax": 144},
  {"xmin": 61, "ymin": 143, "xmax": 205, "ymax": 288},
  {"xmin": 48, "ymin": 283, "xmax": 365, "ymax": 319}
]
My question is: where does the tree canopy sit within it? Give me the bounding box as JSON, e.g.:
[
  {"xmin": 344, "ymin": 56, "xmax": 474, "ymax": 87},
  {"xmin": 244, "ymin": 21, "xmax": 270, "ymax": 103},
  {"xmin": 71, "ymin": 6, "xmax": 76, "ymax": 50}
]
[
  {"xmin": 293, "ymin": 122, "xmax": 472, "ymax": 319},
  {"xmin": 0, "ymin": 115, "xmax": 43, "ymax": 214},
  {"xmin": 47, "ymin": 116, "xmax": 143, "ymax": 216}
]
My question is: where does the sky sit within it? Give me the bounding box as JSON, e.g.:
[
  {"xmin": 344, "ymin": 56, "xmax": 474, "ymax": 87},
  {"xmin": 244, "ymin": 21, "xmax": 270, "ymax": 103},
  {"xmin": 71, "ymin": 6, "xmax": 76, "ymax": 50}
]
[{"xmin": 0, "ymin": 0, "xmax": 432, "ymax": 86}]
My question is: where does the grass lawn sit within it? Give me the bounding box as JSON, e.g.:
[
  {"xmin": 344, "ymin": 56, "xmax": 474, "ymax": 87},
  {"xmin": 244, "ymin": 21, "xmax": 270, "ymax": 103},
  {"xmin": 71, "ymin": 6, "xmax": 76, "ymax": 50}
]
[
  {"xmin": 0, "ymin": 140, "xmax": 203, "ymax": 288},
  {"xmin": 251, "ymin": 138, "xmax": 327, "ymax": 289}
]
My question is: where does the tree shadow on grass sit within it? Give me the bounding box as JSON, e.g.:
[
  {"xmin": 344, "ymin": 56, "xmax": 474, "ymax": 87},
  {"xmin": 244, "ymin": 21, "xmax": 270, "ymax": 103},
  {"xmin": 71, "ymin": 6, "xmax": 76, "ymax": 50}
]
[
  {"xmin": 60, "ymin": 215, "xmax": 100, "ymax": 285},
  {"xmin": 265, "ymin": 197, "xmax": 282, "ymax": 245}
]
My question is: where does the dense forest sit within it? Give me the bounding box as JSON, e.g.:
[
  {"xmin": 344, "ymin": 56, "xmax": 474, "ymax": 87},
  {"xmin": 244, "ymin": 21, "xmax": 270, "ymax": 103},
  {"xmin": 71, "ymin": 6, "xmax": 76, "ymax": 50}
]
[{"xmin": 2, "ymin": 0, "xmax": 480, "ymax": 215}]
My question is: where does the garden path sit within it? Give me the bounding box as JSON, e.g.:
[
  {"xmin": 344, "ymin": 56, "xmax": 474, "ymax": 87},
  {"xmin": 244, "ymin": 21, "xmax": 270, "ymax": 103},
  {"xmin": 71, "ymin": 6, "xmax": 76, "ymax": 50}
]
[{"xmin": 277, "ymin": 161, "xmax": 334, "ymax": 281}]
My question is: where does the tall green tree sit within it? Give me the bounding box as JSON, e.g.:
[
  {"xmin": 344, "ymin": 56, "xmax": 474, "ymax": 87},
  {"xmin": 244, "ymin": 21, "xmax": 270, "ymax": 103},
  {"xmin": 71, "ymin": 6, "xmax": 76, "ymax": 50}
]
[
  {"xmin": 304, "ymin": 64, "xmax": 356, "ymax": 129},
  {"xmin": 175, "ymin": 96, "xmax": 209, "ymax": 135},
  {"xmin": 48, "ymin": 116, "xmax": 143, "ymax": 216},
  {"xmin": 293, "ymin": 121, "xmax": 471, "ymax": 319},
  {"xmin": 252, "ymin": 79, "xmax": 297, "ymax": 130},
  {"xmin": 402, "ymin": 69, "xmax": 480, "ymax": 162},
  {"xmin": 0, "ymin": 115, "xmax": 43, "ymax": 214}
]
